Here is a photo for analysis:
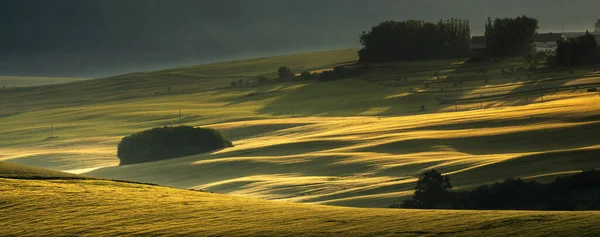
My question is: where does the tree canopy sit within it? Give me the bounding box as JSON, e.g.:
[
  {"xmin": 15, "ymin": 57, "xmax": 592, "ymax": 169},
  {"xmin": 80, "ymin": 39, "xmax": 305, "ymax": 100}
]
[
  {"xmin": 358, "ymin": 19, "xmax": 470, "ymax": 62},
  {"xmin": 400, "ymin": 169, "xmax": 600, "ymax": 210},
  {"xmin": 410, "ymin": 170, "xmax": 453, "ymax": 209},
  {"xmin": 595, "ymin": 19, "xmax": 600, "ymax": 32},
  {"xmin": 485, "ymin": 15, "xmax": 539, "ymax": 57},
  {"xmin": 554, "ymin": 32, "xmax": 600, "ymax": 66},
  {"xmin": 277, "ymin": 67, "xmax": 294, "ymax": 80},
  {"xmin": 117, "ymin": 126, "xmax": 233, "ymax": 165}
]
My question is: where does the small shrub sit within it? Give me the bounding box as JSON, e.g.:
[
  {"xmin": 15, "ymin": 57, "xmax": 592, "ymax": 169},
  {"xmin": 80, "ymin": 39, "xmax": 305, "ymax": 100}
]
[
  {"xmin": 117, "ymin": 126, "xmax": 233, "ymax": 165},
  {"xmin": 230, "ymin": 81, "xmax": 238, "ymax": 87}
]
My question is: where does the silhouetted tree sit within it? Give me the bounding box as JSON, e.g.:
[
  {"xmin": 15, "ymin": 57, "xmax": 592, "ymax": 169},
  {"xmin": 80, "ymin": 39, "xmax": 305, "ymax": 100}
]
[
  {"xmin": 358, "ymin": 18, "xmax": 471, "ymax": 62},
  {"xmin": 278, "ymin": 67, "xmax": 294, "ymax": 79},
  {"xmin": 410, "ymin": 170, "xmax": 452, "ymax": 209},
  {"xmin": 595, "ymin": 19, "xmax": 600, "ymax": 32},
  {"xmin": 485, "ymin": 15, "xmax": 539, "ymax": 57},
  {"xmin": 555, "ymin": 31, "xmax": 600, "ymax": 66},
  {"xmin": 397, "ymin": 169, "xmax": 600, "ymax": 211}
]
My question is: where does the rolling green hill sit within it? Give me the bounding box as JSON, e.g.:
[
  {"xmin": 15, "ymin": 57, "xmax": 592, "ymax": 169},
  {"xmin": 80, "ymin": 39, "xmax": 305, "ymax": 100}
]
[
  {"xmin": 1, "ymin": 168, "xmax": 600, "ymax": 236},
  {"xmin": 1, "ymin": 49, "xmax": 599, "ymax": 208}
]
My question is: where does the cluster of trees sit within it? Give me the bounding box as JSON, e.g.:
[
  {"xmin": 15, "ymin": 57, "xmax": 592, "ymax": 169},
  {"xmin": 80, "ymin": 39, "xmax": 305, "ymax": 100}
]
[
  {"xmin": 552, "ymin": 32, "xmax": 600, "ymax": 66},
  {"xmin": 117, "ymin": 126, "xmax": 233, "ymax": 165},
  {"xmin": 398, "ymin": 169, "xmax": 600, "ymax": 210},
  {"xmin": 358, "ymin": 19, "xmax": 471, "ymax": 62},
  {"xmin": 277, "ymin": 67, "xmax": 295, "ymax": 80},
  {"xmin": 485, "ymin": 16, "xmax": 539, "ymax": 57}
]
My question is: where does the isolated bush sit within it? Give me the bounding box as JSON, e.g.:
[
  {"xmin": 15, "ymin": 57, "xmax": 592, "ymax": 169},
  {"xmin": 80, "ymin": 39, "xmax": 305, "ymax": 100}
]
[
  {"xmin": 117, "ymin": 126, "xmax": 233, "ymax": 165},
  {"xmin": 230, "ymin": 81, "xmax": 238, "ymax": 87}
]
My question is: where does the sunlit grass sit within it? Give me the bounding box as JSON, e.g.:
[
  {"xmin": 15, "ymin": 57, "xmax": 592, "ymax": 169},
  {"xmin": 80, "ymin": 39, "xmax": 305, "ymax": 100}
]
[
  {"xmin": 1, "ymin": 50, "xmax": 599, "ymax": 208},
  {"xmin": 2, "ymin": 177, "xmax": 600, "ymax": 236}
]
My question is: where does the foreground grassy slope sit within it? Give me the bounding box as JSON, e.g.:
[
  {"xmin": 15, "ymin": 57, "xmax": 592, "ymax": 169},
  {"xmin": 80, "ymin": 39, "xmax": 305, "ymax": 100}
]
[
  {"xmin": 2, "ymin": 177, "xmax": 600, "ymax": 236},
  {"xmin": 1, "ymin": 49, "xmax": 600, "ymax": 207}
]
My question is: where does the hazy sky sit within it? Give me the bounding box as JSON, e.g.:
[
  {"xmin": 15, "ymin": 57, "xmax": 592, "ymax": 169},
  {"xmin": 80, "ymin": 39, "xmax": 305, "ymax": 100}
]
[{"xmin": 1, "ymin": 0, "xmax": 598, "ymax": 77}]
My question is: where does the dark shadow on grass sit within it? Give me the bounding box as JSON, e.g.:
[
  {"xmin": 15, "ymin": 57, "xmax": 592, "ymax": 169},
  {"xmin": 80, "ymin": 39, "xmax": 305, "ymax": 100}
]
[{"xmin": 355, "ymin": 122, "xmax": 600, "ymax": 156}]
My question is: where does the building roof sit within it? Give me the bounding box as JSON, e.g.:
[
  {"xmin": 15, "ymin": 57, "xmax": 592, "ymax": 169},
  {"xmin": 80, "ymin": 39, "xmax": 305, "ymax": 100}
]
[
  {"xmin": 534, "ymin": 33, "xmax": 562, "ymax": 43},
  {"xmin": 469, "ymin": 36, "xmax": 486, "ymax": 50}
]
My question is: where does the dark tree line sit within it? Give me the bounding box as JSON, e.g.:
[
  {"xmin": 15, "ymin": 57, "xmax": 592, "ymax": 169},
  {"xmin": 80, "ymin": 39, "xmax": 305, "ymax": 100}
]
[
  {"xmin": 485, "ymin": 15, "xmax": 539, "ymax": 57},
  {"xmin": 358, "ymin": 19, "xmax": 471, "ymax": 62},
  {"xmin": 398, "ymin": 169, "xmax": 600, "ymax": 210},
  {"xmin": 553, "ymin": 32, "xmax": 600, "ymax": 66}
]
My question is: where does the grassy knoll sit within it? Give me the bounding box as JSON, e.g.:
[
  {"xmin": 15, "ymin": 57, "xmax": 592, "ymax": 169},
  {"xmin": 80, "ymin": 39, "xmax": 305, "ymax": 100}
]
[
  {"xmin": 1, "ymin": 49, "xmax": 599, "ymax": 207},
  {"xmin": 1, "ymin": 176, "xmax": 600, "ymax": 236}
]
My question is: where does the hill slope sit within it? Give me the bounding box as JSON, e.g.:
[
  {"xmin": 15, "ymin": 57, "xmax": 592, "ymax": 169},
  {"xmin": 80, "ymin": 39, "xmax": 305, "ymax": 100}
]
[
  {"xmin": 1, "ymin": 176, "xmax": 600, "ymax": 236},
  {"xmin": 1, "ymin": 49, "xmax": 600, "ymax": 207}
]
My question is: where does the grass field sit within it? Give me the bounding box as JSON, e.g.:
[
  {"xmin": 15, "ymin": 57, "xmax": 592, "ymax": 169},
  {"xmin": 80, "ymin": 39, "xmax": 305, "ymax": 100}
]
[
  {"xmin": 1, "ymin": 49, "xmax": 600, "ymax": 209},
  {"xmin": 0, "ymin": 76, "xmax": 88, "ymax": 87},
  {"xmin": 2, "ymin": 165, "xmax": 600, "ymax": 236}
]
